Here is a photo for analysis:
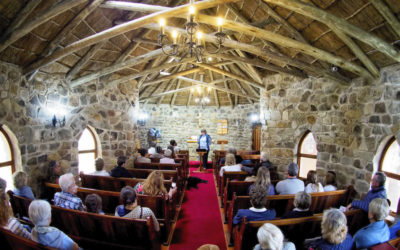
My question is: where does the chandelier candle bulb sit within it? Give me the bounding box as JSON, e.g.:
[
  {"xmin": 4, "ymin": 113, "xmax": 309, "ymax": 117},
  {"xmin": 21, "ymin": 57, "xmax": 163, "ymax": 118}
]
[
  {"xmin": 188, "ymin": 5, "xmax": 195, "ymax": 22},
  {"xmin": 172, "ymin": 30, "xmax": 178, "ymax": 44},
  {"xmin": 196, "ymin": 31, "xmax": 203, "ymax": 46},
  {"xmin": 159, "ymin": 18, "xmax": 165, "ymax": 35},
  {"xmin": 217, "ymin": 17, "xmax": 223, "ymax": 33}
]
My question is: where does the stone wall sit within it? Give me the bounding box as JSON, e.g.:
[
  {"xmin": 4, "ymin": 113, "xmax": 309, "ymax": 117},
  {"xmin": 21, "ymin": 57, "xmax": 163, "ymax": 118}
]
[
  {"xmin": 0, "ymin": 61, "xmax": 139, "ymax": 196},
  {"xmin": 260, "ymin": 64, "xmax": 400, "ymax": 196},
  {"xmin": 138, "ymin": 104, "xmax": 259, "ymax": 160}
]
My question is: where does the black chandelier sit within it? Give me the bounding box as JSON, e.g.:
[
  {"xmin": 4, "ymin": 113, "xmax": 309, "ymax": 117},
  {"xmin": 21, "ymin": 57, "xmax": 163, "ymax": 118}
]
[{"xmin": 158, "ymin": 1, "xmax": 226, "ymax": 62}]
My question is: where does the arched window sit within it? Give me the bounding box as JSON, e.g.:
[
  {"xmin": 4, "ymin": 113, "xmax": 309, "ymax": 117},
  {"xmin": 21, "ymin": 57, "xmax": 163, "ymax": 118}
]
[
  {"xmin": 379, "ymin": 137, "xmax": 400, "ymax": 212},
  {"xmin": 297, "ymin": 131, "xmax": 318, "ymax": 178},
  {"xmin": 78, "ymin": 126, "xmax": 99, "ymax": 174},
  {"xmin": 0, "ymin": 126, "xmax": 15, "ymax": 190}
]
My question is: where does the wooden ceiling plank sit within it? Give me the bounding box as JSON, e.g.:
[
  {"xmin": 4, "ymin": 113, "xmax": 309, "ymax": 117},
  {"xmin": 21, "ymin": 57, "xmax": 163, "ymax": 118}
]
[
  {"xmin": 158, "ymin": 63, "xmax": 187, "ymax": 104},
  {"xmin": 369, "ymin": 0, "xmax": 400, "ymax": 38},
  {"xmin": 170, "ymin": 79, "xmax": 182, "ymax": 106},
  {"xmin": 23, "ymin": 0, "xmax": 239, "ymax": 75},
  {"xmin": 0, "ymin": 0, "xmax": 88, "ymax": 53},
  {"xmin": 208, "ymin": 71, "xmax": 220, "ymax": 108},
  {"xmin": 223, "ymin": 76, "xmax": 234, "ymax": 108},
  {"xmin": 224, "ymin": 61, "xmax": 261, "ymax": 98},
  {"xmin": 262, "ymin": 0, "xmax": 400, "ymax": 63},
  {"xmin": 0, "ymin": 0, "xmax": 42, "ymax": 43},
  {"xmin": 223, "ymin": 64, "xmax": 254, "ymax": 104},
  {"xmin": 140, "ymin": 85, "xmax": 194, "ymax": 101},
  {"xmin": 66, "ymin": 41, "xmax": 106, "ymax": 81},
  {"xmin": 193, "ymin": 62, "xmax": 265, "ymax": 89}
]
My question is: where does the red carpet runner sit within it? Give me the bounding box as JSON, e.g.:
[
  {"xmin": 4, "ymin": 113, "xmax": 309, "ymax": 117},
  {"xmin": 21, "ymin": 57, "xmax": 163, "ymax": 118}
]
[{"xmin": 170, "ymin": 168, "xmax": 227, "ymax": 250}]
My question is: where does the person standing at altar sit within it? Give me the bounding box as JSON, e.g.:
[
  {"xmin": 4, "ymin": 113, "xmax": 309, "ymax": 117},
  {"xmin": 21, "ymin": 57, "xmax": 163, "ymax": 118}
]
[{"xmin": 198, "ymin": 129, "xmax": 212, "ymax": 169}]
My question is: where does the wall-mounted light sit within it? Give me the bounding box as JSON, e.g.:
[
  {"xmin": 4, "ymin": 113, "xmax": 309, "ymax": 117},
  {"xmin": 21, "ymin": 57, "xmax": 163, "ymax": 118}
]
[
  {"xmin": 250, "ymin": 113, "xmax": 262, "ymax": 125},
  {"xmin": 44, "ymin": 101, "xmax": 67, "ymax": 128},
  {"xmin": 138, "ymin": 112, "xmax": 149, "ymax": 126}
]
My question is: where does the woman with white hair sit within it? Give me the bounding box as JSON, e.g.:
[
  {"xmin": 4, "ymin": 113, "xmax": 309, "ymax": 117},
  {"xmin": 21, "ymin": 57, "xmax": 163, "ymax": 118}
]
[
  {"xmin": 160, "ymin": 149, "xmax": 175, "ymax": 164},
  {"xmin": 305, "ymin": 208, "xmax": 353, "ymax": 249},
  {"xmin": 353, "ymin": 198, "xmax": 390, "ymax": 249},
  {"xmin": 254, "ymin": 223, "xmax": 295, "ymax": 250},
  {"xmin": 29, "ymin": 200, "xmax": 79, "ymax": 250},
  {"xmin": 54, "ymin": 173, "xmax": 84, "ymax": 211}
]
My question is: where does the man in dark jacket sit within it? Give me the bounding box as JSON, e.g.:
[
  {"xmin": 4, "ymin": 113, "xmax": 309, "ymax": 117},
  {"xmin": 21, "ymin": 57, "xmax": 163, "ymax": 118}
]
[{"xmin": 110, "ymin": 156, "xmax": 132, "ymax": 178}]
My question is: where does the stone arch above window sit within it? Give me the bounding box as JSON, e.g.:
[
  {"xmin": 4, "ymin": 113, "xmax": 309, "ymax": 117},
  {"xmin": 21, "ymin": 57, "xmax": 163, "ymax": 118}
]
[
  {"xmin": 297, "ymin": 130, "xmax": 318, "ymax": 178},
  {"xmin": 78, "ymin": 125, "xmax": 101, "ymax": 174},
  {"xmin": 379, "ymin": 136, "xmax": 400, "ymax": 213}
]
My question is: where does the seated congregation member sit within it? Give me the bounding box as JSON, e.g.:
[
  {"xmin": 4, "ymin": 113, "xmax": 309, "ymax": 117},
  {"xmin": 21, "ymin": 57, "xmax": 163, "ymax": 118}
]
[
  {"xmin": 115, "ymin": 186, "xmax": 160, "ymax": 231},
  {"xmin": 90, "ymin": 158, "xmax": 109, "ymax": 176},
  {"xmin": 29, "ymin": 200, "xmax": 79, "ymax": 250},
  {"xmin": 85, "ymin": 194, "xmax": 104, "ymax": 214},
  {"xmin": 47, "ymin": 160, "xmax": 62, "ymax": 184},
  {"xmin": 219, "ymin": 153, "xmax": 242, "ymax": 177},
  {"xmin": 13, "ymin": 171, "xmax": 35, "ymax": 200},
  {"xmin": 254, "ymin": 223, "xmax": 295, "ymax": 250},
  {"xmin": 305, "ymin": 170, "xmax": 324, "ymax": 193},
  {"xmin": 275, "ymin": 163, "xmax": 304, "ymax": 195},
  {"xmin": 353, "ymin": 198, "xmax": 390, "ymax": 249},
  {"xmin": 242, "ymin": 152, "xmax": 271, "ymax": 175},
  {"xmin": 324, "ymin": 171, "xmax": 337, "ymax": 192},
  {"xmin": 136, "ymin": 148, "xmax": 151, "ymax": 163},
  {"xmin": 389, "ymin": 215, "xmax": 400, "ymax": 240},
  {"xmin": 220, "ymin": 148, "xmax": 243, "ymax": 165},
  {"xmin": 150, "ymin": 146, "xmax": 165, "ymax": 159},
  {"xmin": 0, "ymin": 177, "xmax": 30, "ymax": 239},
  {"xmin": 134, "ymin": 170, "xmax": 177, "ymax": 199},
  {"xmin": 170, "ymin": 139, "xmax": 180, "ymax": 154},
  {"xmin": 281, "ymin": 191, "xmax": 313, "ymax": 219},
  {"xmin": 248, "ymin": 166, "xmax": 276, "ymax": 195},
  {"xmin": 160, "ymin": 149, "xmax": 175, "ymax": 164},
  {"xmin": 54, "ymin": 173, "xmax": 85, "ymax": 211},
  {"xmin": 110, "ymin": 156, "xmax": 133, "ymax": 178},
  {"xmin": 167, "ymin": 145, "xmax": 176, "ymax": 158},
  {"xmin": 305, "ymin": 208, "xmax": 353, "ymax": 250},
  {"xmin": 148, "ymin": 142, "xmax": 157, "ymax": 155},
  {"xmin": 347, "ymin": 171, "xmax": 387, "ymax": 212},
  {"xmin": 233, "ymin": 185, "xmax": 276, "ymax": 225}
]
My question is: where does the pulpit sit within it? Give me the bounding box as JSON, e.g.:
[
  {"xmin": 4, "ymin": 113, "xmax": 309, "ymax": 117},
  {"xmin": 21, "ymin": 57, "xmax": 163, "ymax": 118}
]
[
  {"xmin": 217, "ymin": 140, "xmax": 228, "ymax": 151},
  {"xmin": 196, "ymin": 149, "xmax": 207, "ymax": 172}
]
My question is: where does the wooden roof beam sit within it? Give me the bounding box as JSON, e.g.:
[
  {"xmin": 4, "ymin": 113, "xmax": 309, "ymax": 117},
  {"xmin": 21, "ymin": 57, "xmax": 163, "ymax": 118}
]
[
  {"xmin": 262, "ymin": 0, "xmax": 400, "ymax": 63},
  {"xmin": 158, "ymin": 63, "xmax": 187, "ymax": 104},
  {"xmin": 0, "ymin": 0, "xmax": 42, "ymax": 44},
  {"xmin": 197, "ymin": 14, "xmax": 373, "ymax": 79},
  {"xmin": 208, "ymin": 71, "xmax": 220, "ymax": 108},
  {"xmin": 0, "ymin": 0, "xmax": 88, "ymax": 53},
  {"xmin": 369, "ymin": 0, "xmax": 400, "ymax": 38},
  {"xmin": 193, "ymin": 62, "xmax": 264, "ymax": 89},
  {"xmin": 222, "ymin": 65, "xmax": 254, "ymax": 104},
  {"xmin": 23, "ymin": 0, "xmax": 239, "ymax": 75},
  {"xmin": 223, "ymin": 76, "xmax": 234, "ymax": 108}
]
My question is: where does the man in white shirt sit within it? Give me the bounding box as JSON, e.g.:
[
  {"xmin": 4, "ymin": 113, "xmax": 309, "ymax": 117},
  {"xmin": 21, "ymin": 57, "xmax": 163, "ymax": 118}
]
[
  {"xmin": 148, "ymin": 142, "xmax": 156, "ymax": 155},
  {"xmin": 160, "ymin": 149, "xmax": 175, "ymax": 164},
  {"xmin": 275, "ymin": 163, "xmax": 304, "ymax": 195}
]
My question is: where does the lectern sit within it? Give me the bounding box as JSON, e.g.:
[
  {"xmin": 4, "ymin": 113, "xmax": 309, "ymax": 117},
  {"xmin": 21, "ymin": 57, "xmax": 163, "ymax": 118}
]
[{"xmin": 196, "ymin": 149, "xmax": 207, "ymax": 172}]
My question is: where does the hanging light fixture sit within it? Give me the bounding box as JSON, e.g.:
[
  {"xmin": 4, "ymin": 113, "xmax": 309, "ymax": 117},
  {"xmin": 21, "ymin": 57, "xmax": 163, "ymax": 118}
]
[{"xmin": 158, "ymin": 1, "xmax": 226, "ymax": 62}]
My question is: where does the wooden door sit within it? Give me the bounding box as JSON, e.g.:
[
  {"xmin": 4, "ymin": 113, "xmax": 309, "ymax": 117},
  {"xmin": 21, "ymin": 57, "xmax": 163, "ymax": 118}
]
[{"xmin": 252, "ymin": 125, "xmax": 261, "ymax": 151}]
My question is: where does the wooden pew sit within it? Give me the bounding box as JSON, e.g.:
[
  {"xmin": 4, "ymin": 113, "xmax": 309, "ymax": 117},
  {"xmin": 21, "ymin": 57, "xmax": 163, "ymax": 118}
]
[
  {"xmin": 50, "ymin": 205, "xmax": 161, "ymax": 250},
  {"xmin": 7, "ymin": 191, "xmax": 163, "ymax": 249},
  {"xmin": 226, "ymin": 187, "xmax": 355, "ymax": 245},
  {"xmin": 233, "ymin": 209, "xmax": 368, "ymax": 250},
  {"xmin": 0, "ymin": 227, "xmax": 55, "ymax": 250},
  {"xmin": 43, "ymin": 182, "xmax": 176, "ymax": 244},
  {"xmin": 134, "ymin": 162, "xmax": 183, "ymax": 179},
  {"xmin": 218, "ymin": 171, "xmax": 250, "ymax": 197},
  {"xmin": 79, "ymin": 172, "xmax": 172, "ymax": 192},
  {"xmin": 223, "ymin": 180, "xmax": 254, "ymax": 220},
  {"xmin": 7, "ymin": 190, "xmax": 31, "ymax": 223},
  {"xmin": 127, "ymin": 168, "xmax": 181, "ymax": 189}
]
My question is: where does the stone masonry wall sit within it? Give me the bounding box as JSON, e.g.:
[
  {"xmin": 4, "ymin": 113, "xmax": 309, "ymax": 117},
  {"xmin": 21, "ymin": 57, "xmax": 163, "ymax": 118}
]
[
  {"xmin": 260, "ymin": 64, "xmax": 400, "ymax": 197},
  {"xmin": 138, "ymin": 104, "xmax": 259, "ymax": 160},
  {"xmin": 0, "ymin": 61, "xmax": 139, "ymax": 196}
]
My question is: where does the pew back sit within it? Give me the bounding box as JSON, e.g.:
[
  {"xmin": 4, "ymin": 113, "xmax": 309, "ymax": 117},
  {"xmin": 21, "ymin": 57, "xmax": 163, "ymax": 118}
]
[{"xmin": 0, "ymin": 227, "xmax": 55, "ymax": 250}]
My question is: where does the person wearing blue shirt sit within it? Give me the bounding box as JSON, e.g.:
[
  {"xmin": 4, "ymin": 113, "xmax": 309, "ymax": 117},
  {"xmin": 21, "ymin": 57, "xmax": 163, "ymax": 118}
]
[
  {"xmin": 275, "ymin": 163, "xmax": 305, "ymax": 195},
  {"xmin": 305, "ymin": 208, "xmax": 353, "ymax": 250},
  {"xmin": 233, "ymin": 185, "xmax": 276, "ymax": 225},
  {"xmin": 389, "ymin": 218, "xmax": 400, "ymax": 239},
  {"xmin": 347, "ymin": 172, "xmax": 387, "ymax": 212},
  {"xmin": 247, "ymin": 166, "xmax": 276, "ymax": 196},
  {"xmin": 198, "ymin": 129, "xmax": 212, "ymax": 170},
  {"xmin": 13, "ymin": 171, "xmax": 35, "ymax": 200},
  {"xmin": 353, "ymin": 198, "xmax": 390, "ymax": 249}
]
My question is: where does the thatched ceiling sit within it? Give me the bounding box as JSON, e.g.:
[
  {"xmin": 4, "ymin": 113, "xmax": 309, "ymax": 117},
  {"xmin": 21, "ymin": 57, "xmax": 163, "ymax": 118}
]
[{"xmin": 0, "ymin": 0, "xmax": 399, "ymax": 107}]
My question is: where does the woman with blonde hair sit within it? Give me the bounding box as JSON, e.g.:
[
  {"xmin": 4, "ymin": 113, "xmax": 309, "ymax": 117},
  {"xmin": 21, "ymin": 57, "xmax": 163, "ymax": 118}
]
[
  {"xmin": 219, "ymin": 153, "xmax": 242, "ymax": 177},
  {"xmin": 13, "ymin": 171, "xmax": 35, "ymax": 200},
  {"xmin": 248, "ymin": 167, "xmax": 275, "ymax": 195},
  {"xmin": 305, "ymin": 208, "xmax": 353, "ymax": 249},
  {"xmin": 0, "ymin": 177, "xmax": 31, "ymax": 239},
  {"xmin": 305, "ymin": 170, "xmax": 324, "ymax": 193},
  {"xmin": 134, "ymin": 170, "xmax": 176, "ymax": 199}
]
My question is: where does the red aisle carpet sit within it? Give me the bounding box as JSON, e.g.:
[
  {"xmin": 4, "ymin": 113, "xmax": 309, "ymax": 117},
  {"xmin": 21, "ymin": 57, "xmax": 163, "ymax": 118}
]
[{"xmin": 170, "ymin": 168, "xmax": 227, "ymax": 250}]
